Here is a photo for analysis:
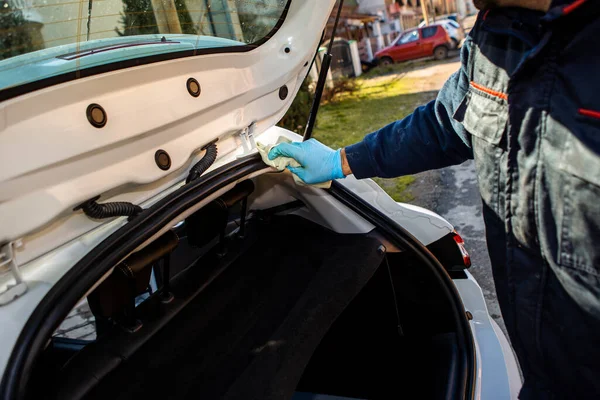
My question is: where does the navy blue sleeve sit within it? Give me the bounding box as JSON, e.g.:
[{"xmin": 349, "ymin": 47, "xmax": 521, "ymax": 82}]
[{"xmin": 344, "ymin": 37, "xmax": 474, "ymax": 179}]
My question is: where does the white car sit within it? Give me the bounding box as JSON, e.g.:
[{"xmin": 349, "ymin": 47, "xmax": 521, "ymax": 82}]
[
  {"xmin": 0, "ymin": 1, "xmax": 519, "ymax": 399},
  {"xmin": 419, "ymin": 19, "xmax": 465, "ymax": 48}
]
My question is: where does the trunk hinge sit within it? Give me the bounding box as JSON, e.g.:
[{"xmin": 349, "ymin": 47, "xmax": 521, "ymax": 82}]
[
  {"xmin": 237, "ymin": 122, "xmax": 258, "ymax": 157},
  {"xmin": 0, "ymin": 240, "xmax": 28, "ymax": 306}
]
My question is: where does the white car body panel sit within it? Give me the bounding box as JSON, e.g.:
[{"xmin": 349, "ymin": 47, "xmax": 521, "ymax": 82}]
[
  {"xmin": 338, "ymin": 176, "xmax": 454, "ymax": 245},
  {"xmin": 0, "ymin": 0, "xmax": 336, "ymax": 246},
  {"xmin": 454, "ymin": 271, "xmax": 522, "ymax": 399}
]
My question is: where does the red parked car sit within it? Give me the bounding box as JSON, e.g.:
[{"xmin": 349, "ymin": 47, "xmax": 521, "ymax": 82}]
[{"xmin": 374, "ymin": 25, "xmax": 452, "ymax": 65}]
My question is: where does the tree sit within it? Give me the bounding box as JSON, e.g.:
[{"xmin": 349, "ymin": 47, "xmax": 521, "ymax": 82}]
[
  {"xmin": 116, "ymin": 0, "xmax": 196, "ymax": 36},
  {"xmin": 116, "ymin": 0, "xmax": 159, "ymax": 36},
  {"xmin": 175, "ymin": 1, "xmax": 196, "ymax": 34},
  {"xmin": 0, "ymin": 6, "xmax": 37, "ymax": 60},
  {"xmin": 236, "ymin": 0, "xmax": 284, "ymax": 43}
]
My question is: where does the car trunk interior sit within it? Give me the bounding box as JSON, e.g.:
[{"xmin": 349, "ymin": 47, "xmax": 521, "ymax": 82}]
[{"xmin": 29, "ymin": 174, "xmax": 463, "ymax": 400}]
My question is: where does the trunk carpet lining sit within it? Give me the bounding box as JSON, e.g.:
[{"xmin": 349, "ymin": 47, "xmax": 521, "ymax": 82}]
[{"xmin": 81, "ymin": 216, "xmax": 385, "ymax": 400}]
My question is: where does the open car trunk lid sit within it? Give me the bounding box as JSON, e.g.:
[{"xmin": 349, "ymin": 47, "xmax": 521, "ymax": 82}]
[{"xmin": 0, "ymin": 0, "xmax": 336, "ymax": 265}]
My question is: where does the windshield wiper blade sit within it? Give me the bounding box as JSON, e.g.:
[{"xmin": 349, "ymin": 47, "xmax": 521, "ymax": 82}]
[{"xmin": 57, "ymin": 38, "xmax": 180, "ymax": 61}]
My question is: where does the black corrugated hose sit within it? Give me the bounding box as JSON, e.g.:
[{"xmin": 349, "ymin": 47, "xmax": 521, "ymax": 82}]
[
  {"xmin": 80, "ymin": 198, "xmax": 142, "ymax": 219},
  {"xmin": 77, "ymin": 142, "xmax": 217, "ymax": 219},
  {"xmin": 186, "ymin": 142, "xmax": 218, "ymax": 184}
]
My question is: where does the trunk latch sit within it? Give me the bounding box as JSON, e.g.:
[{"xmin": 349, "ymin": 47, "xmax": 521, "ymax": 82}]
[
  {"xmin": 237, "ymin": 122, "xmax": 258, "ymax": 157},
  {"xmin": 0, "ymin": 240, "xmax": 28, "ymax": 306}
]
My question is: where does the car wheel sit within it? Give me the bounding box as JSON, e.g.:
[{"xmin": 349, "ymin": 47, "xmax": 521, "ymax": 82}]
[
  {"xmin": 433, "ymin": 46, "xmax": 448, "ymax": 60},
  {"xmin": 379, "ymin": 57, "xmax": 393, "ymax": 66}
]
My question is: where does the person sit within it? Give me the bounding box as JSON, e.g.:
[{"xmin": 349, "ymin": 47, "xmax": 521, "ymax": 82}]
[{"xmin": 268, "ymin": 0, "xmax": 600, "ymax": 398}]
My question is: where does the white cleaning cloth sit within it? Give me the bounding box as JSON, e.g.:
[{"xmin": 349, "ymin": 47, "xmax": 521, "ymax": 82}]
[{"xmin": 257, "ymin": 137, "xmax": 331, "ymax": 189}]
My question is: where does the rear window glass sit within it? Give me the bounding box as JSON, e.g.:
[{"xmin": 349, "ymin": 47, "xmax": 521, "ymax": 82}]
[
  {"xmin": 422, "ymin": 26, "xmax": 437, "ymax": 38},
  {"xmin": 0, "ymin": 0, "xmax": 287, "ymax": 92}
]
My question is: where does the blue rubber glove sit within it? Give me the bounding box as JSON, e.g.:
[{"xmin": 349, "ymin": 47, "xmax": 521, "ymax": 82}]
[{"xmin": 267, "ymin": 139, "xmax": 345, "ymax": 184}]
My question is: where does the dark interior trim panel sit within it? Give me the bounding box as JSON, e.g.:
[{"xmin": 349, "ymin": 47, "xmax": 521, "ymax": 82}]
[{"xmin": 328, "ymin": 181, "xmax": 476, "ymax": 400}]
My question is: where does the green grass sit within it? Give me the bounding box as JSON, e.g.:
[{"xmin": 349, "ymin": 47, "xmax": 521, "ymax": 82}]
[
  {"xmin": 313, "ymin": 72, "xmax": 438, "ymax": 202},
  {"xmin": 372, "ymin": 176, "xmax": 416, "ymax": 202}
]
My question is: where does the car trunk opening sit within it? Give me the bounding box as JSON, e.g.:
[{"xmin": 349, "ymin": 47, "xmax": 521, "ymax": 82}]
[{"xmin": 8, "ymin": 161, "xmax": 472, "ymax": 400}]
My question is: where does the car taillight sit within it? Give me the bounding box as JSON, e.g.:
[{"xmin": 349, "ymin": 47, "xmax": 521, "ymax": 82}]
[{"xmin": 452, "ymin": 231, "xmax": 471, "ymax": 267}]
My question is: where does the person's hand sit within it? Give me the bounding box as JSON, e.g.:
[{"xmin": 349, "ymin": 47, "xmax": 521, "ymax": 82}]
[{"xmin": 268, "ymin": 139, "xmax": 346, "ymax": 184}]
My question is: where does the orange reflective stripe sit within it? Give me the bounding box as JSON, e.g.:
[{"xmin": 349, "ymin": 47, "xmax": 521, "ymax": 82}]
[
  {"xmin": 579, "ymin": 108, "xmax": 600, "ymax": 120},
  {"xmin": 469, "ymin": 81, "xmax": 508, "ymax": 101},
  {"xmin": 563, "ymin": 0, "xmax": 586, "ymax": 15}
]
